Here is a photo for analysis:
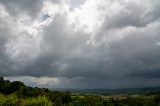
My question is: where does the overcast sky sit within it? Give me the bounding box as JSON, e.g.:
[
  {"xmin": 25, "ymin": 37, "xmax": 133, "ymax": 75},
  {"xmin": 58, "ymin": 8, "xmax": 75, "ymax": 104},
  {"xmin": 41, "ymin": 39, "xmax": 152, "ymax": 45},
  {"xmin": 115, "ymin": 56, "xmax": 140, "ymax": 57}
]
[{"xmin": 0, "ymin": 0, "xmax": 160, "ymax": 89}]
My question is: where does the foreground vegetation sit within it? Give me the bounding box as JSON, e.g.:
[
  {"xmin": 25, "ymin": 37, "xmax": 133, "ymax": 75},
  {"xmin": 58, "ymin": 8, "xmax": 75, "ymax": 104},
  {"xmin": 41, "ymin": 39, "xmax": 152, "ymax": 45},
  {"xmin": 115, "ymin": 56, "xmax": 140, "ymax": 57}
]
[{"xmin": 0, "ymin": 77, "xmax": 160, "ymax": 106}]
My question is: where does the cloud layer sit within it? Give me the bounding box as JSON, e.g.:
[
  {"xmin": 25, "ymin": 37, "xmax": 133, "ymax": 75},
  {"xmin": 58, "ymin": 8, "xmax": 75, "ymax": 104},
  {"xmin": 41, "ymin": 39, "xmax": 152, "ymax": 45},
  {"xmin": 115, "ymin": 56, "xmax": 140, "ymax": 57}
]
[{"xmin": 1, "ymin": 0, "xmax": 160, "ymax": 88}]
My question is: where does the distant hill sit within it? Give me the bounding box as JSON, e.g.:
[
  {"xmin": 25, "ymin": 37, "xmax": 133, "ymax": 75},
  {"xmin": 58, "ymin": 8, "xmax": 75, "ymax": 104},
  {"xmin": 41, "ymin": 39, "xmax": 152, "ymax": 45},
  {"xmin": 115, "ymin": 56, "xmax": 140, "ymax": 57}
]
[{"xmin": 50, "ymin": 87, "xmax": 160, "ymax": 95}]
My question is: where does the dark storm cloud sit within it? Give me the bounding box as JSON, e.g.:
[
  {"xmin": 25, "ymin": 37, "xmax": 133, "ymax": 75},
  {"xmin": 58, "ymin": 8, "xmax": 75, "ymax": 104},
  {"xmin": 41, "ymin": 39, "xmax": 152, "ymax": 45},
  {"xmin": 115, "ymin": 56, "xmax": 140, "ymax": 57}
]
[
  {"xmin": 0, "ymin": 0, "xmax": 43, "ymax": 18},
  {"xmin": 1, "ymin": 0, "xmax": 160, "ymax": 88},
  {"xmin": 129, "ymin": 70, "xmax": 160, "ymax": 79},
  {"xmin": 0, "ymin": 16, "xmax": 14, "ymax": 76},
  {"xmin": 4, "ymin": 13, "xmax": 90, "ymax": 77}
]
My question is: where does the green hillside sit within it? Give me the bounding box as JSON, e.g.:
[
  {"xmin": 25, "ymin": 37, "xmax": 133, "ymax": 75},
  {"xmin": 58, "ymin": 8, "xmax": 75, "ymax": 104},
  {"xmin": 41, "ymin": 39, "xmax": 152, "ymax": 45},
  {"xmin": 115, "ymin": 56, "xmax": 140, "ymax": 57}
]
[{"xmin": 0, "ymin": 77, "xmax": 160, "ymax": 106}]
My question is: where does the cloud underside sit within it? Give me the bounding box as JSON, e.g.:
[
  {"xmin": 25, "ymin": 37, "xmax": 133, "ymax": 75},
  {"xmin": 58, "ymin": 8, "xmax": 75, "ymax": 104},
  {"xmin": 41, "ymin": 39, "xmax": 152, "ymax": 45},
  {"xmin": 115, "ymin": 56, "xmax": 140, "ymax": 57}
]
[{"xmin": 0, "ymin": 0, "xmax": 160, "ymax": 88}]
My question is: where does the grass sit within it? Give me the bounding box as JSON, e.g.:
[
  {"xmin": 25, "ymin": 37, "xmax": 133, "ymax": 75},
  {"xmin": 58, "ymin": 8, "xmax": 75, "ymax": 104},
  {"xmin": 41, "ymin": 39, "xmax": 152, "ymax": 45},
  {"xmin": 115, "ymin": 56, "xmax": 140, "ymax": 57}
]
[
  {"xmin": 0, "ymin": 93, "xmax": 52, "ymax": 106},
  {"xmin": 0, "ymin": 93, "xmax": 18, "ymax": 106},
  {"xmin": 21, "ymin": 96, "xmax": 52, "ymax": 106}
]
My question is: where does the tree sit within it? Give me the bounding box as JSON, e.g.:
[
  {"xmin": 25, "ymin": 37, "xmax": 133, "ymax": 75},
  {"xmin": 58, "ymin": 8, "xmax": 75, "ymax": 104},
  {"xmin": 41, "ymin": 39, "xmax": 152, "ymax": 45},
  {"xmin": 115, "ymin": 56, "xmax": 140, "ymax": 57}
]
[
  {"xmin": 11, "ymin": 81, "xmax": 25, "ymax": 92},
  {"xmin": 61, "ymin": 91, "xmax": 72, "ymax": 105},
  {"xmin": 0, "ymin": 77, "xmax": 3, "ymax": 81}
]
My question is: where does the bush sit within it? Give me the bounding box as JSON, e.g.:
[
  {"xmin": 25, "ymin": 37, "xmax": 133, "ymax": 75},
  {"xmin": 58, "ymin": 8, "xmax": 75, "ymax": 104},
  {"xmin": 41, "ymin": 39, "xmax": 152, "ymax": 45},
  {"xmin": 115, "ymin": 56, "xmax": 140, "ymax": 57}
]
[
  {"xmin": 61, "ymin": 91, "xmax": 72, "ymax": 104},
  {"xmin": 0, "ymin": 93, "xmax": 19, "ymax": 106},
  {"xmin": 21, "ymin": 96, "xmax": 52, "ymax": 106}
]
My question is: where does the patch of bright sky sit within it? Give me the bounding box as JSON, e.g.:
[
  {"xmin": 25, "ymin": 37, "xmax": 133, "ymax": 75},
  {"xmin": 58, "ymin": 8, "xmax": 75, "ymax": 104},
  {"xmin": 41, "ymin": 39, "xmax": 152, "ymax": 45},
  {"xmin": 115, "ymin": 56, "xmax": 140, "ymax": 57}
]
[
  {"xmin": 156, "ymin": 41, "xmax": 160, "ymax": 46},
  {"xmin": 5, "ymin": 76, "xmax": 59, "ymax": 86},
  {"xmin": 67, "ymin": 0, "xmax": 105, "ymax": 33},
  {"xmin": 39, "ymin": 0, "xmax": 118, "ymax": 34},
  {"xmin": 0, "ymin": 4, "xmax": 8, "ymax": 18}
]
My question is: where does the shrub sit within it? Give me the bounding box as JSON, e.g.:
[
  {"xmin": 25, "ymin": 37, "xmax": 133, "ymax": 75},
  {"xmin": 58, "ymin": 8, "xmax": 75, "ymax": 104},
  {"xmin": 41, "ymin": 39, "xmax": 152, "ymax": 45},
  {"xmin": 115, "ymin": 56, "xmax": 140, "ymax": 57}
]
[
  {"xmin": 21, "ymin": 96, "xmax": 52, "ymax": 106},
  {"xmin": 0, "ymin": 93, "xmax": 19, "ymax": 106},
  {"xmin": 61, "ymin": 91, "xmax": 72, "ymax": 104}
]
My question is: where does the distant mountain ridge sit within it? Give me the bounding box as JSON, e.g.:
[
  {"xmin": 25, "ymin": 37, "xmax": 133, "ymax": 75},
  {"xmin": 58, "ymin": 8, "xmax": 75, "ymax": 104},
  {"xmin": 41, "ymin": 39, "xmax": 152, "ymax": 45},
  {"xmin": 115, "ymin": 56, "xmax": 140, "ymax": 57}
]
[{"xmin": 50, "ymin": 87, "xmax": 160, "ymax": 95}]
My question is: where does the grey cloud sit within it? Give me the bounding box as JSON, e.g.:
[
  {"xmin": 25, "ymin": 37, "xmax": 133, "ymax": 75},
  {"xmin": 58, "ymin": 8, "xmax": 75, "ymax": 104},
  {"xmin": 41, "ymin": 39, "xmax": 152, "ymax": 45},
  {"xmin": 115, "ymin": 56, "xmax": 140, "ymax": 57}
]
[
  {"xmin": 1, "ymin": 0, "xmax": 160, "ymax": 88},
  {"xmin": 129, "ymin": 70, "xmax": 160, "ymax": 79},
  {"xmin": 103, "ymin": 1, "xmax": 160, "ymax": 29},
  {"xmin": 69, "ymin": 0, "xmax": 86, "ymax": 11},
  {"xmin": 10, "ymin": 13, "xmax": 90, "ymax": 77},
  {"xmin": 94, "ymin": 22, "xmax": 160, "ymax": 76},
  {"xmin": 0, "ymin": 0, "xmax": 43, "ymax": 18},
  {"xmin": 0, "ymin": 16, "xmax": 15, "ymax": 76},
  {"xmin": 49, "ymin": 0, "xmax": 62, "ymax": 4}
]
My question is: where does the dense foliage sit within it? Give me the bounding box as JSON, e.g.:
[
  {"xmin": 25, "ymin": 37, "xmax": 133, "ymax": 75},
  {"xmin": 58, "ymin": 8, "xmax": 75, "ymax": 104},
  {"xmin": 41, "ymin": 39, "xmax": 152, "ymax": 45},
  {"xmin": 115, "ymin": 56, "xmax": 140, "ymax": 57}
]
[{"xmin": 0, "ymin": 77, "xmax": 160, "ymax": 106}]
